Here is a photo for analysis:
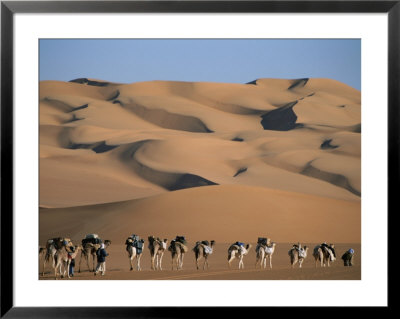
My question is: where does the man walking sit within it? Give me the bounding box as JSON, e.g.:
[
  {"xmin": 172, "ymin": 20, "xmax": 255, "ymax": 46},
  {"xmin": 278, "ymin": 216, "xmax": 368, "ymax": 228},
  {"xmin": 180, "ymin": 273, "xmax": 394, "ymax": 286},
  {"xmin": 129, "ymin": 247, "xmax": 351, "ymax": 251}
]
[{"xmin": 94, "ymin": 243, "xmax": 109, "ymax": 276}]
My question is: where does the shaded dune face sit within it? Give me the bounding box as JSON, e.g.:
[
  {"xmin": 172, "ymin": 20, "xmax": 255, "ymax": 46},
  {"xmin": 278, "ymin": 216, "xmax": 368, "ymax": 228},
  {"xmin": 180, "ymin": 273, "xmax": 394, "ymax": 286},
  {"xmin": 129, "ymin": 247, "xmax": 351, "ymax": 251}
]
[
  {"xmin": 260, "ymin": 101, "xmax": 302, "ymax": 131},
  {"xmin": 40, "ymin": 77, "xmax": 361, "ymax": 214}
]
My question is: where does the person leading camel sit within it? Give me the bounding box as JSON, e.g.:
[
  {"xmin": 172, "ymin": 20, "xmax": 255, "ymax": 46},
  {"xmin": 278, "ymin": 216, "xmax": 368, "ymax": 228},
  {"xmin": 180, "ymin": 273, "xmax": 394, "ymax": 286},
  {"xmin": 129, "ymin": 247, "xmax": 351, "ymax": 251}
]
[{"xmin": 94, "ymin": 243, "xmax": 109, "ymax": 276}]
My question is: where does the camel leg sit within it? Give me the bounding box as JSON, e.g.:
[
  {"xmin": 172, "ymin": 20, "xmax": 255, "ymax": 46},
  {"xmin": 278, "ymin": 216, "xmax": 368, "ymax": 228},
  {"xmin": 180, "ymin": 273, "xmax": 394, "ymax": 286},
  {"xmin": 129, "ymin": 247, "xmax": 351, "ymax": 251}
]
[
  {"xmin": 228, "ymin": 252, "xmax": 235, "ymax": 269},
  {"xmin": 66, "ymin": 260, "xmax": 70, "ymax": 278},
  {"xmin": 42, "ymin": 255, "xmax": 48, "ymax": 276},
  {"xmin": 195, "ymin": 253, "xmax": 200, "ymax": 270},
  {"xmin": 78, "ymin": 252, "xmax": 83, "ymax": 273},
  {"xmin": 180, "ymin": 253, "xmax": 184, "ymax": 270},
  {"xmin": 160, "ymin": 253, "xmax": 164, "ymax": 270},
  {"xmin": 129, "ymin": 255, "xmax": 134, "ymax": 271},
  {"xmin": 269, "ymin": 256, "xmax": 272, "ymax": 269},
  {"xmin": 92, "ymin": 254, "xmax": 96, "ymax": 272},
  {"xmin": 137, "ymin": 254, "xmax": 142, "ymax": 271}
]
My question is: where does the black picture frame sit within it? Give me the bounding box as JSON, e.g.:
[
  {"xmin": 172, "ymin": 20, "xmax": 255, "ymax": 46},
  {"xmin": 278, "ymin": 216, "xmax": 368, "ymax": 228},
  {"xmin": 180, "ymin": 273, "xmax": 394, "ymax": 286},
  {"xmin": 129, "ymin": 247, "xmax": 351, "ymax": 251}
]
[{"xmin": 1, "ymin": 0, "xmax": 396, "ymax": 317}]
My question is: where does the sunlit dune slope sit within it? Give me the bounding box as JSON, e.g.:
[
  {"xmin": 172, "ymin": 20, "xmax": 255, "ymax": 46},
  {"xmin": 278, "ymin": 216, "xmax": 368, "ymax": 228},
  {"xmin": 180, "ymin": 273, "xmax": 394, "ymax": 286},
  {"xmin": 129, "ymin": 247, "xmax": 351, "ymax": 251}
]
[
  {"xmin": 39, "ymin": 184, "xmax": 360, "ymax": 244},
  {"xmin": 40, "ymin": 77, "xmax": 360, "ymax": 209}
]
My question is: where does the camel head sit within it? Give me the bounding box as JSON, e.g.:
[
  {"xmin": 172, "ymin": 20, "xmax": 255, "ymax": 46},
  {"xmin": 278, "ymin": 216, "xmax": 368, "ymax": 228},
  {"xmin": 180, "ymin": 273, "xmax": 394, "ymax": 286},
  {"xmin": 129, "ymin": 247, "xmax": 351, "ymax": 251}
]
[
  {"xmin": 104, "ymin": 240, "xmax": 111, "ymax": 247},
  {"xmin": 210, "ymin": 240, "xmax": 215, "ymax": 247},
  {"xmin": 246, "ymin": 244, "xmax": 252, "ymax": 251}
]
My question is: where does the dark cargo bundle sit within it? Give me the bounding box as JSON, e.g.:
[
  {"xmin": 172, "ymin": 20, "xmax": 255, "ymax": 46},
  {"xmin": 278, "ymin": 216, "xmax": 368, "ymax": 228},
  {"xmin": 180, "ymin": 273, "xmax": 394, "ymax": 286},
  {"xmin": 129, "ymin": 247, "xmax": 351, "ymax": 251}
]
[
  {"xmin": 131, "ymin": 234, "xmax": 140, "ymax": 242},
  {"xmin": 168, "ymin": 240, "xmax": 176, "ymax": 251},
  {"xmin": 82, "ymin": 237, "xmax": 102, "ymax": 245},
  {"xmin": 135, "ymin": 240, "xmax": 144, "ymax": 254},
  {"xmin": 235, "ymin": 241, "xmax": 244, "ymax": 247},
  {"xmin": 257, "ymin": 237, "xmax": 268, "ymax": 245},
  {"xmin": 175, "ymin": 236, "xmax": 187, "ymax": 244},
  {"xmin": 201, "ymin": 240, "xmax": 209, "ymax": 246}
]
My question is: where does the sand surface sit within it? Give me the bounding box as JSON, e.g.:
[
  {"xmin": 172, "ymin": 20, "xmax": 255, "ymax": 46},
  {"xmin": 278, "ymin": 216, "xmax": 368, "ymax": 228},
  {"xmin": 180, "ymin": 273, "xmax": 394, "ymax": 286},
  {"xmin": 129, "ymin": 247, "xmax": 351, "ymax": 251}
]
[{"xmin": 39, "ymin": 77, "xmax": 361, "ymax": 280}]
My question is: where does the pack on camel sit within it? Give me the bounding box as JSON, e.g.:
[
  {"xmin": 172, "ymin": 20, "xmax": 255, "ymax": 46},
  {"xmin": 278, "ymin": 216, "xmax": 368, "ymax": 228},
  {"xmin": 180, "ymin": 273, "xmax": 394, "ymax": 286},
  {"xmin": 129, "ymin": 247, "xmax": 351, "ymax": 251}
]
[
  {"xmin": 78, "ymin": 234, "xmax": 111, "ymax": 272},
  {"xmin": 53, "ymin": 244, "xmax": 82, "ymax": 279},
  {"xmin": 148, "ymin": 236, "xmax": 168, "ymax": 270},
  {"xmin": 125, "ymin": 234, "xmax": 145, "ymax": 271},
  {"xmin": 193, "ymin": 240, "xmax": 215, "ymax": 270},
  {"xmin": 168, "ymin": 236, "xmax": 188, "ymax": 270},
  {"xmin": 228, "ymin": 241, "xmax": 252, "ymax": 269},
  {"xmin": 255, "ymin": 238, "xmax": 276, "ymax": 269},
  {"xmin": 41, "ymin": 237, "xmax": 74, "ymax": 276},
  {"xmin": 288, "ymin": 243, "xmax": 309, "ymax": 268},
  {"xmin": 313, "ymin": 242, "xmax": 336, "ymax": 267}
]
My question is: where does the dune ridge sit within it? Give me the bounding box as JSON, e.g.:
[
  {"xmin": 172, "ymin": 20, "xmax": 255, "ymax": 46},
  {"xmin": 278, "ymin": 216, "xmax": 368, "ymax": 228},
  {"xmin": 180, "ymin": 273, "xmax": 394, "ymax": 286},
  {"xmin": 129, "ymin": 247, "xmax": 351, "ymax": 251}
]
[{"xmin": 40, "ymin": 77, "xmax": 361, "ymax": 249}]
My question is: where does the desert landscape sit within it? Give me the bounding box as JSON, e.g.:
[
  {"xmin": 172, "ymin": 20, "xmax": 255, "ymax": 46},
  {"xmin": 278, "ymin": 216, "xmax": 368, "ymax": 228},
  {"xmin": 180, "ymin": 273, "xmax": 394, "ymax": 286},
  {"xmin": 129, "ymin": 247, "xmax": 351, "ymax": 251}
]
[{"xmin": 39, "ymin": 77, "xmax": 361, "ymax": 280}]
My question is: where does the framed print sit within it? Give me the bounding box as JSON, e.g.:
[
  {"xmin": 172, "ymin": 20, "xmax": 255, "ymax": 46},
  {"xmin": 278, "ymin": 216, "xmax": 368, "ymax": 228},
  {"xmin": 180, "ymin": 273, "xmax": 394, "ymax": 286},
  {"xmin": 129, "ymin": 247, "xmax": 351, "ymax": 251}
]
[{"xmin": 1, "ymin": 0, "xmax": 396, "ymax": 317}]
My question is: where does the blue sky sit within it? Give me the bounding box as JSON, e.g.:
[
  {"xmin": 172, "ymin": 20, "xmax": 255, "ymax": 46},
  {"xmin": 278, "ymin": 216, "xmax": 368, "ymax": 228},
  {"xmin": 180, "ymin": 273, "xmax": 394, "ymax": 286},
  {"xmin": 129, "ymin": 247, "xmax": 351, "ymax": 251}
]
[{"xmin": 40, "ymin": 39, "xmax": 361, "ymax": 90}]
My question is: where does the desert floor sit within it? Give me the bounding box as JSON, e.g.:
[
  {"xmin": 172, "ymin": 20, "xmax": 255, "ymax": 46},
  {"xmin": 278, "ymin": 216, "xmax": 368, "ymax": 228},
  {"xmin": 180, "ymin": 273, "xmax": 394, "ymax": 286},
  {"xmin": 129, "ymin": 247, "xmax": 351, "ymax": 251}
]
[{"xmin": 39, "ymin": 243, "xmax": 360, "ymax": 280}]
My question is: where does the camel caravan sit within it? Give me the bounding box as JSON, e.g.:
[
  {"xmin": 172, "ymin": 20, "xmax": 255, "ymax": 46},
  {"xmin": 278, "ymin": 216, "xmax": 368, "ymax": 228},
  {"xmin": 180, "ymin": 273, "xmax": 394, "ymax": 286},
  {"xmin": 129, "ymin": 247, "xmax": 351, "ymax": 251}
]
[{"xmin": 39, "ymin": 234, "xmax": 353, "ymax": 278}]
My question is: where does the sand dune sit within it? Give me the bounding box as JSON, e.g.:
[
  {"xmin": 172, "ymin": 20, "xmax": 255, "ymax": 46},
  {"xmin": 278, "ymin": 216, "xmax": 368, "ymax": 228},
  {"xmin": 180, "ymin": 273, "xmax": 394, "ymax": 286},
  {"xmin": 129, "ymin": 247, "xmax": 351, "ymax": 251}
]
[
  {"xmin": 40, "ymin": 78, "xmax": 361, "ymax": 261},
  {"xmin": 39, "ymin": 184, "xmax": 360, "ymax": 245}
]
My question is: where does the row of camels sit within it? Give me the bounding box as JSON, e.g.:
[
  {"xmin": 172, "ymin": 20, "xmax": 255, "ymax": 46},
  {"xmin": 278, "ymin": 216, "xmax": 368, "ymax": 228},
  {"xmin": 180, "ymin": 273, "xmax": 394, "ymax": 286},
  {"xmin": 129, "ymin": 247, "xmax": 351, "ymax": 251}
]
[
  {"xmin": 40, "ymin": 236, "xmax": 338, "ymax": 278},
  {"xmin": 40, "ymin": 236, "xmax": 112, "ymax": 279}
]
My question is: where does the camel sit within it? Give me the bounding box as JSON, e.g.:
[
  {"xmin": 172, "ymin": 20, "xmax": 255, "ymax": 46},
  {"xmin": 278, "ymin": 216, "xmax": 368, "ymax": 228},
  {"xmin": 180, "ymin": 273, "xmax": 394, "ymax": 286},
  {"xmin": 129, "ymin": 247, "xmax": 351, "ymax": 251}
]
[
  {"xmin": 53, "ymin": 245, "xmax": 82, "ymax": 279},
  {"xmin": 125, "ymin": 237, "xmax": 145, "ymax": 271},
  {"xmin": 168, "ymin": 239, "xmax": 188, "ymax": 270},
  {"xmin": 228, "ymin": 242, "xmax": 252, "ymax": 269},
  {"xmin": 313, "ymin": 243, "xmax": 336, "ymax": 267},
  {"xmin": 148, "ymin": 236, "xmax": 168, "ymax": 270},
  {"xmin": 255, "ymin": 242, "xmax": 276, "ymax": 269},
  {"xmin": 288, "ymin": 243, "xmax": 309, "ymax": 268},
  {"xmin": 41, "ymin": 237, "xmax": 74, "ymax": 276},
  {"xmin": 78, "ymin": 239, "xmax": 111, "ymax": 272},
  {"xmin": 193, "ymin": 240, "xmax": 215, "ymax": 270}
]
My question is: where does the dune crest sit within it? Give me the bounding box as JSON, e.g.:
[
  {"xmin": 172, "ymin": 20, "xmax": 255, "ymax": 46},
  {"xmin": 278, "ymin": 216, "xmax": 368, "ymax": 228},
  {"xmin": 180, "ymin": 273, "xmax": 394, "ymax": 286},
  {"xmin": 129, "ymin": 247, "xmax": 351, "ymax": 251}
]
[{"xmin": 40, "ymin": 78, "xmax": 360, "ymax": 246}]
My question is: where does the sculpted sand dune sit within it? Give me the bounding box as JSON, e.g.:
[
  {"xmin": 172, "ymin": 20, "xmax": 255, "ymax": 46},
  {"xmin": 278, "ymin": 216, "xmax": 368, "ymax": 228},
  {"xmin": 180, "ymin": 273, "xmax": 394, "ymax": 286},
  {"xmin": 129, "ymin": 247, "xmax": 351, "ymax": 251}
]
[
  {"xmin": 39, "ymin": 184, "xmax": 360, "ymax": 244},
  {"xmin": 40, "ymin": 78, "xmax": 361, "ymax": 248}
]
